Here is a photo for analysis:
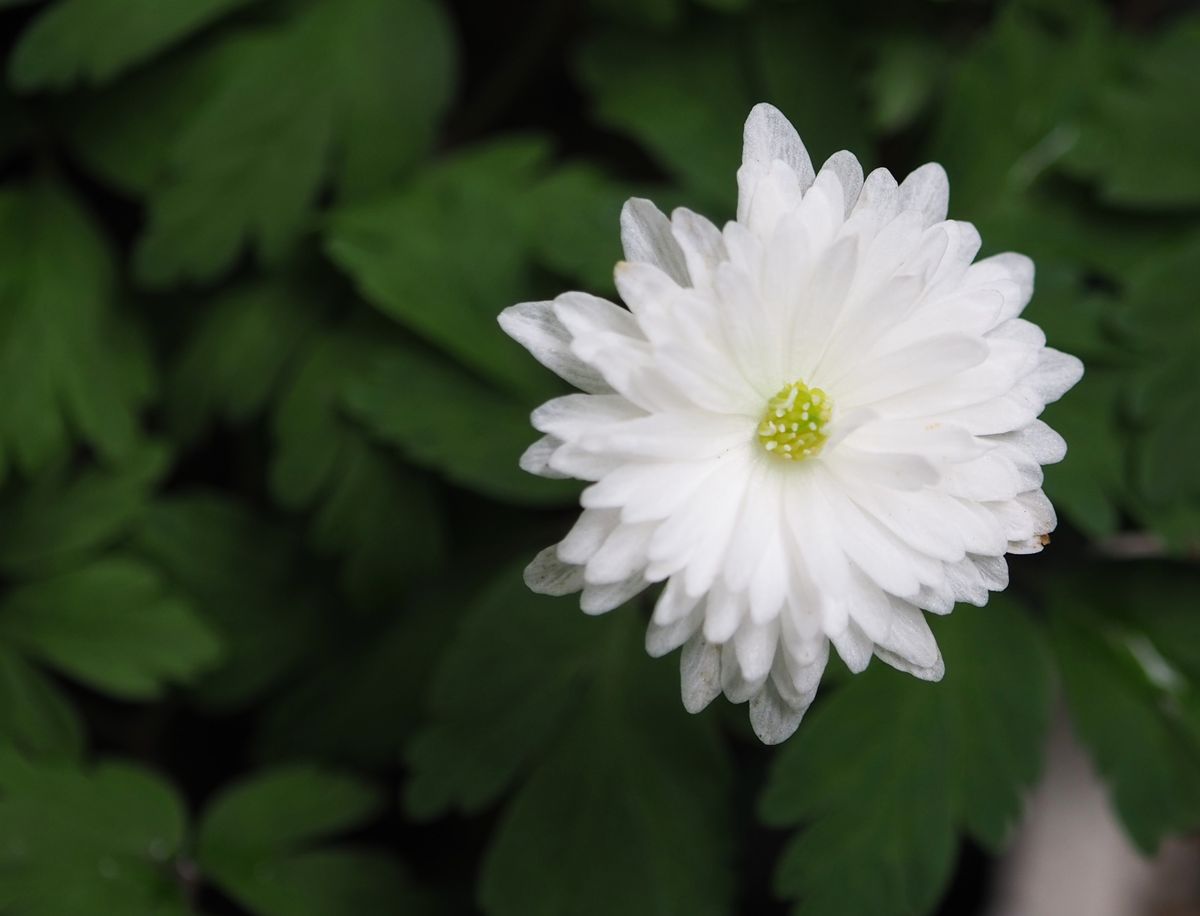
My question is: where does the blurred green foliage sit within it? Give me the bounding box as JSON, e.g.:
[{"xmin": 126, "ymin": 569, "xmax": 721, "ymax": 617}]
[{"xmin": 0, "ymin": 0, "xmax": 1198, "ymax": 914}]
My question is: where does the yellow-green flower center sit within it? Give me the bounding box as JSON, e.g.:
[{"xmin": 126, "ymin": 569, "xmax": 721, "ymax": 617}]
[{"xmin": 757, "ymin": 380, "xmax": 833, "ymax": 462}]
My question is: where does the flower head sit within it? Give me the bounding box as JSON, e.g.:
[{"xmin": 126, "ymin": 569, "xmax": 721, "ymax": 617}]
[{"xmin": 499, "ymin": 104, "xmax": 1082, "ymax": 743}]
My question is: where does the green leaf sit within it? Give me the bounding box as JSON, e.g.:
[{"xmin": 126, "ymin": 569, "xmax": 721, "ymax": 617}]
[
  {"xmin": 215, "ymin": 851, "xmax": 430, "ymax": 916},
  {"xmin": 866, "ymin": 36, "xmax": 949, "ymax": 133},
  {"xmin": 480, "ymin": 688, "xmax": 733, "ymax": 916},
  {"xmin": 326, "ymin": 139, "xmax": 556, "ymax": 400},
  {"xmin": 270, "ymin": 328, "xmax": 449, "ymax": 602},
  {"xmin": 132, "ymin": 494, "xmax": 325, "ymax": 707},
  {"xmin": 0, "ymin": 556, "xmax": 221, "ymax": 700},
  {"xmin": 135, "ymin": 0, "xmax": 456, "ymax": 285},
  {"xmin": 198, "ymin": 766, "xmax": 381, "ymax": 857},
  {"xmin": 198, "ymin": 766, "xmax": 427, "ymax": 916},
  {"xmin": 927, "ymin": 0, "xmax": 1116, "ymax": 216},
  {"xmin": 1063, "ymin": 17, "xmax": 1200, "ymax": 208},
  {"xmin": 255, "ymin": 580, "xmax": 466, "ymax": 767},
  {"xmin": 0, "ymin": 179, "xmax": 150, "ymax": 481},
  {"xmin": 1048, "ymin": 574, "xmax": 1200, "ymax": 852},
  {"xmin": 1040, "ymin": 370, "xmax": 1126, "ymax": 539},
  {"xmin": 0, "ymin": 446, "xmax": 168, "ymax": 575},
  {"xmin": 306, "ymin": 441, "xmax": 445, "ymax": 607},
  {"xmin": 405, "ymin": 571, "xmax": 600, "ymax": 818},
  {"xmin": 168, "ymin": 279, "xmax": 323, "ymax": 439},
  {"xmin": 528, "ymin": 164, "xmax": 641, "ymax": 294},
  {"xmin": 342, "ymin": 343, "xmax": 579, "ymax": 507},
  {"xmin": 577, "ymin": 7, "xmax": 869, "ymax": 212},
  {"xmin": 760, "ymin": 600, "xmax": 1052, "ymax": 916},
  {"xmin": 0, "ymin": 649, "xmax": 82, "ymax": 758},
  {"xmin": 60, "ymin": 46, "xmax": 231, "ymax": 195},
  {"xmin": 1120, "ymin": 234, "xmax": 1200, "ymax": 535},
  {"xmin": 407, "ymin": 566, "xmax": 736, "ymax": 916},
  {"xmin": 576, "ymin": 23, "xmax": 749, "ymax": 210},
  {"xmin": 1071, "ymin": 564, "xmax": 1200, "ymax": 685},
  {"xmin": 748, "ymin": 5, "xmax": 872, "ymax": 166},
  {"xmin": 938, "ymin": 602, "xmax": 1054, "ymax": 849},
  {"xmin": 9, "ymin": 0, "xmax": 257, "ymax": 90},
  {"xmin": 0, "ymin": 750, "xmax": 188, "ymax": 916}
]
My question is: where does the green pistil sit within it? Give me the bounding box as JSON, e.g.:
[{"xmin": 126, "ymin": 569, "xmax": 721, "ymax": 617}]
[{"xmin": 757, "ymin": 380, "xmax": 833, "ymax": 462}]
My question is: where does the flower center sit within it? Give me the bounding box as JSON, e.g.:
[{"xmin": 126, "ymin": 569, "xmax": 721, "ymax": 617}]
[{"xmin": 756, "ymin": 380, "xmax": 833, "ymax": 462}]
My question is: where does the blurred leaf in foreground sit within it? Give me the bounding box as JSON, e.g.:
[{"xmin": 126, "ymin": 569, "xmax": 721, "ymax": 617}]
[
  {"xmin": 343, "ymin": 343, "xmax": 579, "ymax": 507},
  {"xmin": 0, "ymin": 445, "xmax": 168, "ymax": 576},
  {"xmin": 1039, "ymin": 370, "xmax": 1127, "ymax": 541},
  {"xmin": 0, "ymin": 650, "xmax": 83, "ymax": 758},
  {"xmin": 0, "ymin": 179, "xmax": 150, "ymax": 481},
  {"xmin": 1121, "ymin": 233, "xmax": 1200, "ymax": 547},
  {"xmin": 132, "ymin": 493, "xmax": 325, "ymax": 708},
  {"xmin": 134, "ymin": 0, "xmax": 456, "ymax": 285},
  {"xmin": 577, "ymin": 6, "xmax": 868, "ymax": 213},
  {"xmin": 326, "ymin": 139, "xmax": 556, "ymax": 400},
  {"xmin": 270, "ymin": 328, "xmax": 448, "ymax": 604},
  {"xmin": 197, "ymin": 766, "xmax": 428, "ymax": 916},
  {"xmin": 1063, "ymin": 16, "xmax": 1200, "ymax": 209},
  {"xmin": 168, "ymin": 278, "xmax": 323, "ymax": 439},
  {"xmin": 927, "ymin": 0, "xmax": 1116, "ymax": 217},
  {"xmin": 255, "ymin": 583, "xmax": 461, "ymax": 766},
  {"xmin": 760, "ymin": 599, "xmax": 1052, "ymax": 916},
  {"xmin": 8, "ymin": 0, "xmax": 257, "ymax": 90},
  {"xmin": 407, "ymin": 566, "xmax": 735, "ymax": 916},
  {"xmin": 1047, "ymin": 568, "xmax": 1200, "ymax": 853},
  {"xmin": 0, "ymin": 557, "xmax": 221, "ymax": 701},
  {"xmin": 0, "ymin": 750, "xmax": 189, "ymax": 916}
]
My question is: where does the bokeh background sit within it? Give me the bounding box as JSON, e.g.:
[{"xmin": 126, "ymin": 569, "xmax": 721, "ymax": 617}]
[{"xmin": 0, "ymin": 0, "xmax": 1198, "ymax": 913}]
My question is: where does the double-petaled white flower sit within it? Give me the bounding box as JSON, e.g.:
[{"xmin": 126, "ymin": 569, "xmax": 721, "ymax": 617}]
[{"xmin": 500, "ymin": 104, "xmax": 1082, "ymax": 743}]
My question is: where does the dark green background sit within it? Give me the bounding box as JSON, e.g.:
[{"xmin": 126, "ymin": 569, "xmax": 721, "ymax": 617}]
[{"xmin": 0, "ymin": 0, "xmax": 1198, "ymax": 913}]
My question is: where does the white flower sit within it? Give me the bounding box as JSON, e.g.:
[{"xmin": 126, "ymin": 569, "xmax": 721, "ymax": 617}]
[{"xmin": 499, "ymin": 104, "xmax": 1083, "ymax": 743}]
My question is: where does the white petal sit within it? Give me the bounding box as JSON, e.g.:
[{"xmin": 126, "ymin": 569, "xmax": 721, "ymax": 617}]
[
  {"xmin": 531, "ymin": 393, "xmax": 643, "ymax": 440},
  {"xmin": 680, "ymin": 633, "xmax": 722, "ymax": 713},
  {"xmin": 750, "ymin": 671, "xmax": 811, "ymax": 745},
  {"xmin": 818, "ymin": 151, "xmax": 865, "ymax": 216},
  {"xmin": 741, "ymin": 158, "xmax": 805, "ymax": 240},
  {"xmin": 990, "ymin": 419, "xmax": 1067, "ymax": 465},
  {"xmin": 614, "ymin": 260, "xmax": 683, "ymax": 322},
  {"xmin": 646, "ymin": 597, "xmax": 704, "ymax": 657},
  {"xmin": 652, "ymin": 576, "xmax": 702, "ymax": 625},
  {"xmin": 703, "ymin": 581, "xmax": 744, "ymax": 643},
  {"xmin": 498, "ymin": 300, "xmax": 610, "ymax": 393},
  {"xmin": 974, "ymin": 554, "xmax": 1010, "ymax": 591},
  {"xmin": 519, "ymin": 436, "xmax": 570, "ymax": 479},
  {"xmin": 1008, "ymin": 537, "xmax": 1047, "ymax": 555},
  {"xmin": 558, "ymin": 508, "xmax": 621, "ymax": 565},
  {"xmin": 875, "ymin": 600, "xmax": 940, "ymax": 669},
  {"xmin": 1018, "ymin": 488, "xmax": 1057, "ymax": 534},
  {"xmin": 524, "ymin": 546, "xmax": 583, "ymax": 596},
  {"xmin": 829, "ymin": 622, "xmax": 874, "ymax": 673},
  {"xmin": 876, "ymin": 646, "xmax": 945, "ymax": 682},
  {"xmin": 580, "ymin": 574, "xmax": 647, "ymax": 614},
  {"xmin": 741, "ymin": 103, "xmax": 815, "ymax": 189},
  {"xmin": 722, "ymin": 640, "xmax": 768, "ymax": 704},
  {"xmin": 585, "ymin": 522, "xmax": 656, "ymax": 584},
  {"xmin": 733, "ymin": 616, "xmax": 780, "ymax": 683},
  {"xmin": 834, "ymin": 334, "xmax": 989, "ymax": 407},
  {"xmin": 898, "ymin": 162, "xmax": 949, "ymax": 226},
  {"xmin": 670, "ymin": 208, "xmax": 727, "ymax": 293},
  {"xmin": 620, "ymin": 198, "xmax": 689, "ymax": 285},
  {"xmin": 967, "ymin": 253, "xmax": 1034, "ymax": 322},
  {"xmin": 1028, "ymin": 349, "xmax": 1084, "ymax": 405},
  {"xmin": 554, "ymin": 290, "xmax": 642, "ymax": 340}
]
